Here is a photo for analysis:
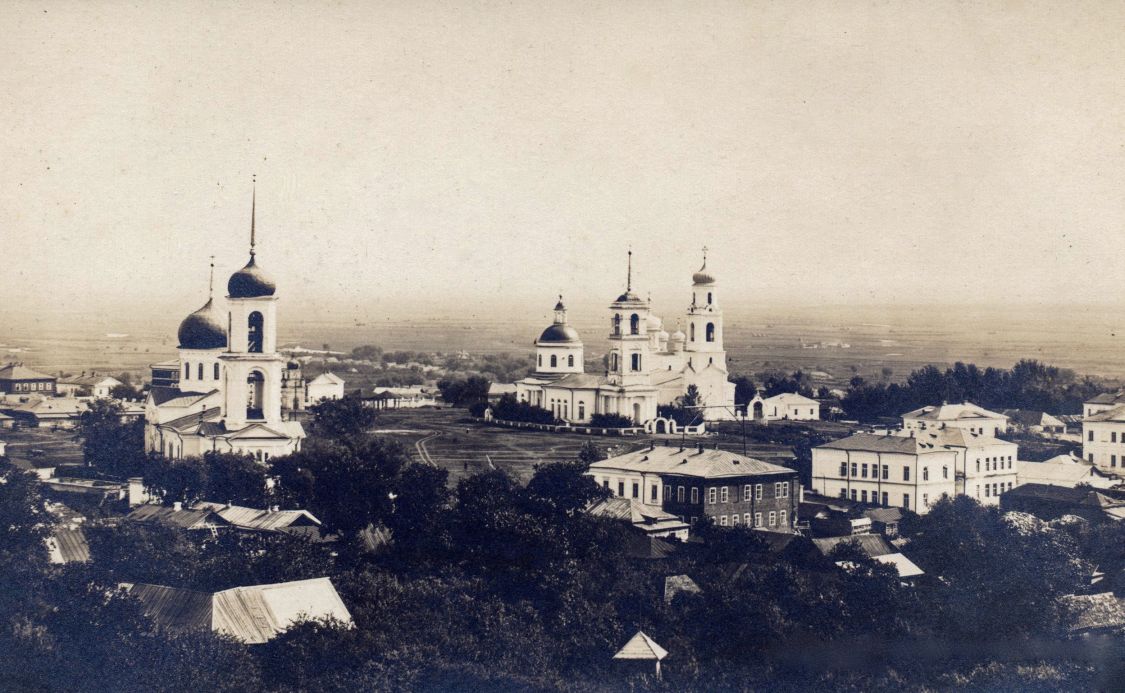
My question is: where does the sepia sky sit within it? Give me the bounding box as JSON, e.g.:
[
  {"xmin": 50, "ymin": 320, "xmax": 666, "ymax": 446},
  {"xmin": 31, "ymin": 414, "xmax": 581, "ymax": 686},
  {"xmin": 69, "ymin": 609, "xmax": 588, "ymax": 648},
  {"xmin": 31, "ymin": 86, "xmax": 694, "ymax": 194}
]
[{"xmin": 2, "ymin": 0, "xmax": 1124, "ymax": 325}]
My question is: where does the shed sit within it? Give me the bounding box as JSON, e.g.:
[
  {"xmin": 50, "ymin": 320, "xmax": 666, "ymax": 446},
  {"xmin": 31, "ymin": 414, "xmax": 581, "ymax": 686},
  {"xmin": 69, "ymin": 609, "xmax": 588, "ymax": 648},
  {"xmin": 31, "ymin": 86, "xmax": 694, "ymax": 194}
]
[{"xmin": 613, "ymin": 631, "xmax": 668, "ymax": 678}]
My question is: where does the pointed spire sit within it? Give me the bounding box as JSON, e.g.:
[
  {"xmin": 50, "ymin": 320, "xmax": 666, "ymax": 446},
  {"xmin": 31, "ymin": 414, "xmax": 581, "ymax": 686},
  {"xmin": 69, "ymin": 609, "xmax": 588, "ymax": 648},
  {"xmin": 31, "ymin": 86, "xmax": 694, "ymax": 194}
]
[
  {"xmin": 249, "ymin": 174, "xmax": 257, "ymax": 257},
  {"xmin": 700, "ymin": 245, "xmax": 709, "ymax": 270},
  {"xmin": 208, "ymin": 255, "xmax": 215, "ymax": 299},
  {"xmin": 626, "ymin": 247, "xmax": 633, "ymax": 292}
]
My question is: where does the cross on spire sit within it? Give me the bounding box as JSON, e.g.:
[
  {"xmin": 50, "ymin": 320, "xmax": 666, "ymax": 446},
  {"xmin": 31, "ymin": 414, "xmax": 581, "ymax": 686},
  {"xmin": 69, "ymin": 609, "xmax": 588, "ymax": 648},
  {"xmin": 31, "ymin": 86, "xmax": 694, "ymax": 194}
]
[
  {"xmin": 249, "ymin": 174, "xmax": 257, "ymax": 257},
  {"xmin": 208, "ymin": 255, "xmax": 215, "ymax": 299},
  {"xmin": 627, "ymin": 247, "xmax": 633, "ymax": 292},
  {"xmin": 701, "ymin": 245, "xmax": 709, "ymax": 269}
]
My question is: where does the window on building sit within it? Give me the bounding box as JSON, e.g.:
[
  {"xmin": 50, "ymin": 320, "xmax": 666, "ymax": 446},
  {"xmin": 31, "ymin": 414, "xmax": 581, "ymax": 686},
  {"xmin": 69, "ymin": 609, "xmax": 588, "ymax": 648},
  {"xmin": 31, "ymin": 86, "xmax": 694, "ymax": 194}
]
[
  {"xmin": 776, "ymin": 482, "xmax": 789, "ymax": 498},
  {"xmin": 720, "ymin": 486, "xmax": 729, "ymax": 503},
  {"xmin": 840, "ymin": 462, "xmax": 847, "ymax": 477},
  {"xmin": 568, "ymin": 355, "xmax": 574, "ymax": 367},
  {"xmin": 610, "ymin": 353, "xmax": 618, "ymax": 372},
  {"xmin": 213, "ymin": 363, "xmax": 220, "ymax": 379},
  {"xmin": 677, "ymin": 486, "xmax": 685, "ymax": 503},
  {"xmin": 1089, "ymin": 430, "xmax": 1095, "ymax": 441},
  {"xmin": 755, "ymin": 484, "xmax": 762, "ymax": 500},
  {"xmin": 904, "ymin": 466, "xmax": 910, "ymax": 481},
  {"xmin": 976, "ymin": 459, "xmax": 980, "ymax": 472},
  {"xmin": 922, "ymin": 468, "xmax": 929, "ymax": 481},
  {"xmin": 839, "ymin": 488, "xmax": 847, "ymax": 499},
  {"xmin": 708, "ymin": 487, "xmax": 716, "ymax": 504},
  {"xmin": 664, "ymin": 484, "xmax": 671, "ymax": 500},
  {"xmin": 851, "ymin": 462, "xmax": 858, "ymax": 477},
  {"xmin": 707, "ymin": 292, "xmax": 713, "ymax": 305},
  {"xmin": 631, "ymin": 353, "xmax": 641, "ymax": 371},
  {"xmin": 578, "ymin": 403, "xmax": 584, "ymax": 419},
  {"xmin": 690, "ymin": 323, "xmax": 696, "ymax": 341},
  {"xmin": 769, "ymin": 511, "xmax": 777, "ymax": 527},
  {"xmin": 923, "ymin": 493, "xmax": 929, "ymax": 507},
  {"xmin": 630, "ymin": 314, "xmax": 640, "ymax": 335},
  {"xmin": 197, "ymin": 363, "xmax": 203, "ymax": 380},
  {"xmin": 744, "ymin": 513, "xmax": 752, "ymax": 525},
  {"xmin": 1090, "ymin": 453, "xmax": 1095, "ymax": 462},
  {"xmin": 861, "ymin": 490, "xmax": 868, "ymax": 503},
  {"xmin": 731, "ymin": 514, "xmax": 740, "ymax": 526},
  {"xmin": 184, "ymin": 363, "xmax": 190, "ymax": 379},
  {"xmin": 617, "ymin": 481, "xmax": 624, "ymax": 496},
  {"xmin": 550, "ymin": 355, "xmax": 557, "ymax": 367},
  {"xmin": 754, "ymin": 512, "xmax": 763, "ymax": 527},
  {"xmin": 1114, "ymin": 456, "xmax": 1119, "ymax": 468},
  {"xmin": 903, "ymin": 493, "xmax": 910, "ymax": 508},
  {"xmin": 612, "ymin": 314, "xmax": 621, "ymax": 335},
  {"xmin": 780, "ymin": 509, "xmax": 787, "ymax": 526},
  {"xmin": 882, "ymin": 465, "xmax": 889, "ymax": 480},
  {"xmin": 538, "ymin": 354, "xmax": 542, "ymax": 367},
  {"xmin": 1114, "ymin": 432, "xmax": 1118, "ymax": 443},
  {"xmin": 743, "ymin": 484, "xmax": 752, "ymax": 501},
  {"xmin": 248, "ymin": 311, "xmax": 264, "ymax": 353},
  {"xmin": 882, "ymin": 491, "xmax": 889, "ymax": 505},
  {"xmin": 631, "ymin": 483, "xmax": 639, "ymax": 499},
  {"xmin": 861, "ymin": 463, "xmax": 868, "ymax": 478},
  {"xmin": 985, "ymin": 486, "xmax": 990, "ymax": 497},
  {"xmin": 719, "ymin": 515, "xmax": 728, "ymax": 526},
  {"xmin": 602, "ymin": 479, "xmax": 609, "ymax": 489},
  {"xmin": 943, "ymin": 466, "xmax": 949, "ymax": 479},
  {"xmin": 705, "ymin": 323, "xmax": 715, "ymax": 342},
  {"xmin": 691, "ymin": 487, "xmax": 699, "ymax": 503},
  {"xmin": 851, "ymin": 489, "xmax": 857, "ymax": 501}
]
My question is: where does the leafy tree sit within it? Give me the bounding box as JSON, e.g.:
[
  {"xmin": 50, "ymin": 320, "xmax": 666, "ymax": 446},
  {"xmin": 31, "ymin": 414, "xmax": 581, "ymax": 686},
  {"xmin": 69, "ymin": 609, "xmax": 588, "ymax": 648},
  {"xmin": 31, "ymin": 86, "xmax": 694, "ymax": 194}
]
[
  {"xmin": 77, "ymin": 398, "xmax": 145, "ymax": 477},
  {"xmin": 350, "ymin": 344, "xmax": 384, "ymax": 362},
  {"xmin": 385, "ymin": 463, "xmax": 452, "ymax": 561},
  {"xmin": 0, "ymin": 460, "xmax": 50, "ymax": 569},
  {"xmin": 202, "ymin": 452, "xmax": 270, "ymax": 506},
  {"xmin": 490, "ymin": 393, "xmax": 556, "ymax": 424},
  {"xmin": 576, "ymin": 441, "xmax": 607, "ymax": 463},
  {"xmin": 109, "ymin": 382, "xmax": 144, "ymax": 400},
  {"xmin": 732, "ymin": 375, "xmax": 757, "ymax": 413},
  {"xmin": 437, "ymin": 375, "xmax": 491, "ymax": 408},
  {"xmin": 525, "ymin": 461, "xmax": 609, "ymax": 516},
  {"xmin": 309, "ymin": 396, "xmax": 377, "ymax": 443}
]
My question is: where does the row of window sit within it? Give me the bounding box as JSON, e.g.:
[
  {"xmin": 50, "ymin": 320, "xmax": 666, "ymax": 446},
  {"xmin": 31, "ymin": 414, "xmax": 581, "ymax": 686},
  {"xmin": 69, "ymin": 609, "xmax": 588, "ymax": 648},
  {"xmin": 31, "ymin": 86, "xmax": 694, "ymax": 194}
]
[
  {"xmin": 538, "ymin": 354, "xmax": 575, "ymax": 368},
  {"xmin": 7, "ymin": 381, "xmax": 52, "ymax": 392},
  {"xmin": 840, "ymin": 487, "xmax": 922, "ymax": 509},
  {"xmin": 978, "ymin": 457, "xmax": 1013, "ymax": 472},
  {"xmin": 716, "ymin": 509, "xmax": 786, "ymax": 528},
  {"xmin": 184, "ymin": 362, "xmax": 221, "ymax": 381},
  {"xmin": 609, "ymin": 314, "xmax": 718, "ymax": 343},
  {"xmin": 838, "ymin": 459, "xmax": 1012, "ymax": 482},
  {"xmin": 1088, "ymin": 430, "xmax": 1125, "ymax": 443},
  {"xmin": 982, "ymin": 482, "xmax": 1013, "ymax": 497},
  {"xmin": 604, "ymin": 479, "xmax": 791, "ymax": 504}
]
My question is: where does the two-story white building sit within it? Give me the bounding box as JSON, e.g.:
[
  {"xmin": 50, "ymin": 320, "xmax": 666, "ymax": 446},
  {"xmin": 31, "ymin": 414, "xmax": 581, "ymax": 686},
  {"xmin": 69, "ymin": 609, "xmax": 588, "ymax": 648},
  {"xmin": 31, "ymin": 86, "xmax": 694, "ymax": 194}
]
[
  {"xmin": 1081, "ymin": 391, "xmax": 1125, "ymax": 474},
  {"xmin": 811, "ymin": 428, "xmax": 1018, "ymax": 514}
]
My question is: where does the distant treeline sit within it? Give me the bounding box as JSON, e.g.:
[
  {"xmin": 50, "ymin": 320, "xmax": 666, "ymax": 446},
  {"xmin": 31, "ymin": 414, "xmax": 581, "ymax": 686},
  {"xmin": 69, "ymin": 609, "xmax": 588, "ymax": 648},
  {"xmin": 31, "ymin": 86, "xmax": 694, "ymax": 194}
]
[{"xmin": 842, "ymin": 359, "xmax": 1107, "ymax": 421}]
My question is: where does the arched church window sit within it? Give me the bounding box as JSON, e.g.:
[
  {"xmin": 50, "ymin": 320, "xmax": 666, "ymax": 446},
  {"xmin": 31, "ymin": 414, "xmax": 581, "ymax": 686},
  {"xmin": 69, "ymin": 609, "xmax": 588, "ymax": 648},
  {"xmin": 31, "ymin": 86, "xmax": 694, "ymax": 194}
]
[
  {"xmin": 184, "ymin": 363, "xmax": 190, "ymax": 380},
  {"xmin": 568, "ymin": 354, "xmax": 574, "ymax": 367},
  {"xmin": 630, "ymin": 314, "xmax": 640, "ymax": 335},
  {"xmin": 690, "ymin": 324, "xmax": 695, "ymax": 341},
  {"xmin": 610, "ymin": 353, "xmax": 619, "ymax": 372},
  {"xmin": 248, "ymin": 312, "xmax": 264, "ymax": 353},
  {"xmin": 706, "ymin": 323, "xmax": 715, "ymax": 342},
  {"xmin": 538, "ymin": 354, "xmax": 542, "ymax": 367},
  {"xmin": 612, "ymin": 314, "xmax": 621, "ymax": 335},
  {"xmin": 197, "ymin": 363, "xmax": 204, "ymax": 380},
  {"xmin": 707, "ymin": 292, "xmax": 713, "ymax": 305},
  {"xmin": 214, "ymin": 363, "xmax": 220, "ymax": 380},
  {"xmin": 247, "ymin": 371, "xmax": 265, "ymax": 420},
  {"xmin": 631, "ymin": 353, "xmax": 641, "ymax": 371},
  {"xmin": 550, "ymin": 355, "xmax": 557, "ymax": 368}
]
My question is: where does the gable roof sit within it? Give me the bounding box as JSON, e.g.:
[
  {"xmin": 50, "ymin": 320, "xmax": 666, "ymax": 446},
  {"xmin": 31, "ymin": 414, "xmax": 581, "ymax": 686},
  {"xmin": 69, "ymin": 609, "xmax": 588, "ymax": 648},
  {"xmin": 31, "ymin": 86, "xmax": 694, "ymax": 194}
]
[
  {"xmin": 0, "ymin": 364, "xmax": 55, "ymax": 381},
  {"xmin": 308, "ymin": 372, "xmax": 345, "ymax": 386},
  {"xmin": 1018, "ymin": 458, "xmax": 1119, "ymax": 489},
  {"xmin": 864, "ymin": 506, "xmax": 905, "ymax": 524},
  {"xmin": 764, "ymin": 392, "xmax": 819, "ymax": 406},
  {"xmin": 818, "ymin": 429, "xmax": 1012, "ymax": 455},
  {"xmin": 1002, "ymin": 409, "xmax": 1065, "ymax": 427},
  {"xmin": 195, "ymin": 502, "xmax": 321, "ymax": 531},
  {"xmin": 588, "ymin": 446, "xmax": 795, "ymax": 480},
  {"xmin": 1084, "ymin": 405, "xmax": 1125, "ymax": 423},
  {"xmin": 1086, "ymin": 391, "xmax": 1125, "ymax": 406},
  {"xmin": 46, "ymin": 527, "xmax": 91, "ymax": 564},
  {"xmin": 902, "ymin": 402, "xmax": 1006, "ymax": 422},
  {"xmin": 813, "ymin": 534, "xmax": 896, "ymax": 558},
  {"xmin": 149, "ymin": 386, "xmax": 216, "ymax": 407},
  {"xmin": 122, "ymin": 577, "xmax": 353, "ymax": 644},
  {"xmin": 613, "ymin": 631, "xmax": 668, "ymax": 661},
  {"xmin": 873, "ymin": 553, "xmax": 925, "ymax": 578},
  {"xmin": 126, "ymin": 504, "xmax": 229, "ymax": 530}
]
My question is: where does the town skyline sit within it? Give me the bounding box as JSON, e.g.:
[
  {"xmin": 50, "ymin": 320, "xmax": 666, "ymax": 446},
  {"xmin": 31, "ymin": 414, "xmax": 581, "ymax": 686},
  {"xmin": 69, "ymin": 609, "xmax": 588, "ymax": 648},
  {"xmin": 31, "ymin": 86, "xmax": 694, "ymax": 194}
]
[{"xmin": 3, "ymin": 1, "xmax": 1124, "ymax": 317}]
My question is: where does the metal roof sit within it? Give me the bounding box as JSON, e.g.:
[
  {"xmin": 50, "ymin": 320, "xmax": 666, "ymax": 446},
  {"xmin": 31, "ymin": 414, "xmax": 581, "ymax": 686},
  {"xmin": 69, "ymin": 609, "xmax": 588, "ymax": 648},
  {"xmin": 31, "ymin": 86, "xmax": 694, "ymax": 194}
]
[
  {"xmin": 813, "ymin": 534, "xmax": 895, "ymax": 558},
  {"xmin": 902, "ymin": 402, "xmax": 1007, "ymax": 422},
  {"xmin": 122, "ymin": 577, "xmax": 353, "ymax": 644},
  {"xmin": 126, "ymin": 504, "xmax": 228, "ymax": 530},
  {"xmin": 0, "ymin": 364, "xmax": 55, "ymax": 381},
  {"xmin": 196, "ymin": 502, "xmax": 321, "ymax": 531},
  {"xmin": 46, "ymin": 527, "xmax": 91, "ymax": 564},
  {"xmin": 589, "ymin": 446, "xmax": 795, "ymax": 480}
]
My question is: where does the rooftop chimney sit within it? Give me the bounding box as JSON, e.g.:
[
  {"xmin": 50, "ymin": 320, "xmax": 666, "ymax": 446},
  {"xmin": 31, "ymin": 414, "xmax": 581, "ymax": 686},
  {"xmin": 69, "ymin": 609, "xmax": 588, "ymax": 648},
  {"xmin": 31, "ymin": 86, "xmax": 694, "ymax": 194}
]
[{"xmin": 172, "ymin": 501, "xmax": 182, "ymax": 512}]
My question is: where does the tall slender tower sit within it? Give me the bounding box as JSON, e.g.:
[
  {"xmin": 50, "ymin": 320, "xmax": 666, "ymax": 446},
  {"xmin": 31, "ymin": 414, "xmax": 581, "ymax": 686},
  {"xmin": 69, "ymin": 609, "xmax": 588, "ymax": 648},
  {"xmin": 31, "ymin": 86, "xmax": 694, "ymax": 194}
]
[
  {"xmin": 606, "ymin": 250, "xmax": 653, "ymax": 387},
  {"xmin": 219, "ymin": 179, "xmax": 285, "ymax": 428},
  {"xmin": 683, "ymin": 246, "xmax": 726, "ymax": 372}
]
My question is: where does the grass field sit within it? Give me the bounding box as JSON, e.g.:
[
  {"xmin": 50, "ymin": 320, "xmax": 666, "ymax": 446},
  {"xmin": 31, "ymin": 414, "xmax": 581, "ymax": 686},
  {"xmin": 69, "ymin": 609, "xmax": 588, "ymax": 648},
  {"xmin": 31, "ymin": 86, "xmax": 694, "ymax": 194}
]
[{"xmin": 370, "ymin": 408, "xmax": 798, "ymax": 485}]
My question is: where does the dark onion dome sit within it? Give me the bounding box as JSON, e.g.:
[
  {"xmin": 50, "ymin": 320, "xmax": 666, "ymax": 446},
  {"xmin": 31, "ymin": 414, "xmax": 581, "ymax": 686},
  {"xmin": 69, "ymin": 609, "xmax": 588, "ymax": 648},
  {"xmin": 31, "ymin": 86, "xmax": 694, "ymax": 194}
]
[
  {"xmin": 692, "ymin": 263, "xmax": 716, "ymax": 285},
  {"xmin": 538, "ymin": 323, "xmax": 582, "ymax": 344},
  {"xmin": 614, "ymin": 290, "xmax": 644, "ymax": 303},
  {"xmin": 227, "ymin": 256, "xmax": 276, "ymax": 298},
  {"xmin": 286, "ymin": 360, "xmax": 301, "ymax": 369},
  {"xmin": 554, "ymin": 298, "xmax": 566, "ymax": 311},
  {"xmin": 178, "ymin": 299, "xmax": 227, "ymax": 350}
]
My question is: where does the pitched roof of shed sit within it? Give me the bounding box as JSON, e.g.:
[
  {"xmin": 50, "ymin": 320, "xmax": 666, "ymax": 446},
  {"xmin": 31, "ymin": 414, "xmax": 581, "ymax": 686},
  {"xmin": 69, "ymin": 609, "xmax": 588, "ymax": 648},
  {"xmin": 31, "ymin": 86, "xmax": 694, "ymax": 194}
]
[
  {"xmin": 0, "ymin": 364, "xmax": 55, "ymax": 380},
  {"xmin": 613, "ymin": 631, "xmax": 668, "ymax": 661},
  {"xmin": 813, "ymin": 534, "xmax": 896, "ymax": 558}
]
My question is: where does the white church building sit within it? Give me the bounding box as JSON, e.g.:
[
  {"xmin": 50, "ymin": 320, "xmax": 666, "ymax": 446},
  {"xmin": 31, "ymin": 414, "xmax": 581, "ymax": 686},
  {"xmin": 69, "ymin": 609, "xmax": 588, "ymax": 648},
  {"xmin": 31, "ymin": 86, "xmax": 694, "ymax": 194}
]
[
  {"xmin": 144, "ymin": 187, "xmax": 305, "ymax": 462},
  {"xmin": 514, "ymin": 251, "xmax": 736, "ymax": 425}
]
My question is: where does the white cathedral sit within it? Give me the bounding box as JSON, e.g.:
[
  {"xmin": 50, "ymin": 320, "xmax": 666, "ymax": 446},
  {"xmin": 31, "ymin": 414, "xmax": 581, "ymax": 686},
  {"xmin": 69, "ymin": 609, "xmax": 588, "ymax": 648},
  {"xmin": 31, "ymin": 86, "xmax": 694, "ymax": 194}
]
[
  {"xmin": 514, "ymin": 251, "xmax": 737, "ymax": 425},
  {"xmin": 144, "ymin": 188, "xmax": 305, "ymax": 462}
]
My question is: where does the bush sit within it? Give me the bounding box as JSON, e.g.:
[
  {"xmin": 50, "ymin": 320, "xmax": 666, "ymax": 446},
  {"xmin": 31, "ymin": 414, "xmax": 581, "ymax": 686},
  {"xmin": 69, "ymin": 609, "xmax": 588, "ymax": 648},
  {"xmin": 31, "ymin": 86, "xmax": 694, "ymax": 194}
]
[
  {"xmin": 491, "ymin": 394, "xmax": 556, "ymax": 425},
  {"xmin": 589, "ymin": 413, "xmax": 634, "ymax": 428}
]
